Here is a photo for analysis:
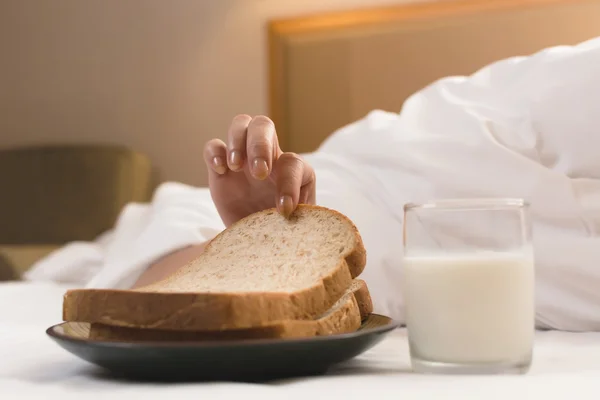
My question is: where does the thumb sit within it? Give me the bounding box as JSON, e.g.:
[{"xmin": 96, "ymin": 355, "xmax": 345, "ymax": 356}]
[{"xmin": 272, "ymin": 152, "xmax": 315, "ymax": 217}]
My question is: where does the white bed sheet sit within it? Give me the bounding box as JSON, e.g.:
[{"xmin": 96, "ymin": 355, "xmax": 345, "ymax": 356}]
[{"xmin": 1, "ymin": 281, "xmax": 599, "ymax": 400}]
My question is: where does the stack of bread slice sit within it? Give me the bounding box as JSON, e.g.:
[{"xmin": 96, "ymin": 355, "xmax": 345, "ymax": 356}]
[{"xmin": 62, "ymin": 205, "xmax": 373, "ymax": 342}]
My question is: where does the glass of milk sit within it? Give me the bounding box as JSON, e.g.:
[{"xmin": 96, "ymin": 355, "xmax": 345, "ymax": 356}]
[{"xmin": 402, "ymin": 198, "xmax": 534, "ymax": 374}]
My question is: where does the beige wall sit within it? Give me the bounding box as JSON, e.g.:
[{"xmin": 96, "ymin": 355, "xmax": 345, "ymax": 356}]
[{"xmin": 0, "ymin": 0, "xmax": 425, "ymax": 187}]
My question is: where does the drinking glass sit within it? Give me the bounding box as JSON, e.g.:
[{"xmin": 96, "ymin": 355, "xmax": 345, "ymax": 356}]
[{"xmin": 402, "ymin": 198, "xmax": 534, "ymax": 374}]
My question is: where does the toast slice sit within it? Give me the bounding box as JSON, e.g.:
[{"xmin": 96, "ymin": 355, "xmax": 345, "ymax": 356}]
[
  {"xmin": 87, "ymin": 280, "xmax": 373, "ymax": 342},
  {"xmin": 63, "ymin": 205, "xmax": 367, "ymax": 331}
]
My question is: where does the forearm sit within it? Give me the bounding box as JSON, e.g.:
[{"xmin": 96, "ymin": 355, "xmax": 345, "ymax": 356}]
[{"xmin": 132, "ymin": 242, "xmax": 208, "ymax": 288}]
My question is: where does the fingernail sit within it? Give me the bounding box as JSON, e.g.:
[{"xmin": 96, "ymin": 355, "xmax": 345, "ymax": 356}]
[
  {"xmin": 252, "ymin": 158, "xmax": 269, "ymax": 180},
  {"xmin": 212, "ymin": 156, "xmax": 227, "ymax": 175},
  {"xmin": 229, "ymin": 150, "xmax": 242, "ymax": 170},
  {"xmin": 279, "ymin": 195, "xmax": 294, "ymax": 218}
]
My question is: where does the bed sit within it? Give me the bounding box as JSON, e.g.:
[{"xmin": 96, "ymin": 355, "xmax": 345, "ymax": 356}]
[
  {"xmin": 3, "ymin": 0, "xmax": 600, "ymax": 397},
  {"xmin": 269, "ymin": 0, "xmax": 600, "ymax": 153},
  {"xmin": 3, "ymin": 281, "xmax": 600, "ymax": 398}
]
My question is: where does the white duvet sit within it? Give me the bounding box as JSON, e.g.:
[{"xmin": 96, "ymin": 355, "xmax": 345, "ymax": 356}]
[{"xmin": 25, "ymin": 37, "xmax": 600, "ymax": 332}]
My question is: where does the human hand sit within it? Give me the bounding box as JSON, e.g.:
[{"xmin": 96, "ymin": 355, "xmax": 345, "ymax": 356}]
[{"xmin": 203, "ymin": 115, "xmax": 316, "ymax": 228}]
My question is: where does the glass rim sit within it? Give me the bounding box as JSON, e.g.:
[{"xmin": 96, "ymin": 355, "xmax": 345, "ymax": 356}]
[{"xmin": 404, "ymin": 198, "xmax": 529, "ymax": 212}]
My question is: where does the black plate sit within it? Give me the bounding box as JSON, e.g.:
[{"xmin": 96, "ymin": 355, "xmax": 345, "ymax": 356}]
[{"xmin": 47, "ymin": 314, "xmax": 398, "ymax": 382}]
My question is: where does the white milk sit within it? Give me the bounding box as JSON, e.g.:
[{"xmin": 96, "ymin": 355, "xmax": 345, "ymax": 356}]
[{"xmin": 403, "ymin": 250, "xmax": 535, "ymax": 364}]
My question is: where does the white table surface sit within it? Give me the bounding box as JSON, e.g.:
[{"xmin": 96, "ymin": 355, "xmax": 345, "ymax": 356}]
[{"xmin": 1, "ymin": 281, "xmax": 599, "ymax": 400}]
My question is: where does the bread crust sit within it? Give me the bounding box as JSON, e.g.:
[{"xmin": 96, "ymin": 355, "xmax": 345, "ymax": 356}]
[
  {"xmin": 87, "ymin": 280, "xmax": 371, "ymax": 342},
  {"xmin": 63, "ymin": 205, "xmax": 367, "ymax": 331},
  {"xmin": 353, "ymin": 279, "xmax": 373, "ymax": 320}
]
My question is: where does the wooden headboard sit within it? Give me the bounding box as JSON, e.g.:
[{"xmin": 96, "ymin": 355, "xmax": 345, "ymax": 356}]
[{"xmin": 268, "ymin": 0, "xmax": 600, "ymax": 153}]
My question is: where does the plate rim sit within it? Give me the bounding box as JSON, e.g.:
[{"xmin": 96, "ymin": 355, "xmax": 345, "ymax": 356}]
[{"xmin": 46, "ymin": 313, "xmax": 400, "ymax": 349}]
